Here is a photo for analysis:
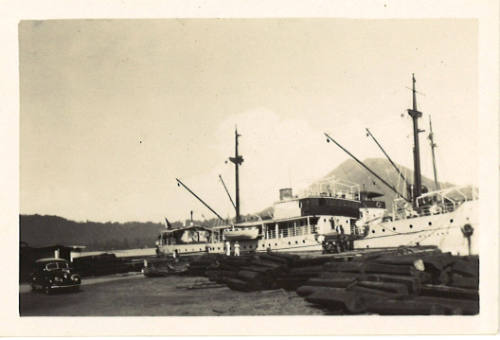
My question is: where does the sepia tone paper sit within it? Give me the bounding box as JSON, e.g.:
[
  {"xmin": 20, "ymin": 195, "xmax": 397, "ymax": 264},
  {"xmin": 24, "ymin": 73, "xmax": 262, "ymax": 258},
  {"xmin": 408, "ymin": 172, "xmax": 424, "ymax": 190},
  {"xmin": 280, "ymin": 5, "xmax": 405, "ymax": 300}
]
[{"xmin": 1, "ymin": 0, "xmax": 499, "ymax": 336}]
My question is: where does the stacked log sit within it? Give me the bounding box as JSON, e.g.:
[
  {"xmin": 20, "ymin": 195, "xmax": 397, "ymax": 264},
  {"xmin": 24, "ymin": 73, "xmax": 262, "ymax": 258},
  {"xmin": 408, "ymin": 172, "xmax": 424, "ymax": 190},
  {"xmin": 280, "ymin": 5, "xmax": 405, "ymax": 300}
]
[
  {"xmin": 183, "ymin": 249, "xmax": 479, "ymax": 315},
  {"xmin": 194, "ymin": 252, "xmax": 298, "ymax": 291},
  {"xmin": 295, "ymin": 251, "xmax": 479, "ymax": 315},
  {"xmin": 185, "ymin": 253, "xmax": 225, "ymax": 276}
]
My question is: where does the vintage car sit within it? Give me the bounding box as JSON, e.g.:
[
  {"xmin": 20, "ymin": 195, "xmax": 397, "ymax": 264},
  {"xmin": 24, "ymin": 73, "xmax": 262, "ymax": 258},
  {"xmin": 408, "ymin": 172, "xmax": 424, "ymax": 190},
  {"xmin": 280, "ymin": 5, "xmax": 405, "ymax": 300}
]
[{"xmin": 30, "ymin": 258, "xmax": 81, "ymax": 294}]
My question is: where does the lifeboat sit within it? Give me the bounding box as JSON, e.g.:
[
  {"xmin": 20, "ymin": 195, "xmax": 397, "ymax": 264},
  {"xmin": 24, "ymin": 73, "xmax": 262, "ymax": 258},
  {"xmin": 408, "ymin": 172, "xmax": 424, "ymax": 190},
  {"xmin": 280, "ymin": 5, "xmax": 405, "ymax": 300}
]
[{"xmin": 224, "ymin": 226, "xmax": 260, "ymax": 241}]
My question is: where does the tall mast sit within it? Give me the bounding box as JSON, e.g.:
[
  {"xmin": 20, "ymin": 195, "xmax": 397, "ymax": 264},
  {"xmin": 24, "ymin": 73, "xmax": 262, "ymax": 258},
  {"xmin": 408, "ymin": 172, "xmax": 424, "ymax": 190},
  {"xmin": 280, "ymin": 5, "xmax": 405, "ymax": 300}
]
[
  {"xmin": 407, "ymin": 74, "xmax": 424, "ymax": 206},
  {"xmin": 229, "ymin": 127, "xmax": 244, "ymax": 222},
  {"xmin": 428, "ymin": 115, "xmax": 440, "ymax": 190}
]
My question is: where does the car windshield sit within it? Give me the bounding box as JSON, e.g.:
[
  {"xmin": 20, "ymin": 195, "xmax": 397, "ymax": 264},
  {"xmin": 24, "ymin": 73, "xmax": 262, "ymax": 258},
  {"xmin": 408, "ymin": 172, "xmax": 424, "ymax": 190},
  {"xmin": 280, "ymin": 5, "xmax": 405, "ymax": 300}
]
[
  {"xmin": 45, "ymin": 262, "xmax": 58, "ymax": 270},
  {"xmin": 57, "ymin": 262, "xmax": 69, "ymax": 269}
]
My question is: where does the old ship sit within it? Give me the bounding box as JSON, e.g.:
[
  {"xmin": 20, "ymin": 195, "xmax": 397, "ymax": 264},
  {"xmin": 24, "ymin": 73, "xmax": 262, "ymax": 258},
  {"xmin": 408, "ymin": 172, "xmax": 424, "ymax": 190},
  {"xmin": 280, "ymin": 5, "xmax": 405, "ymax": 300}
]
[
  {"xmin": 325, "ymin": 74, "xmax": 479, "ymax": 256},
  {"xmin": 156, "ymin": 74, "xmax": 478, "ymax": 257}
]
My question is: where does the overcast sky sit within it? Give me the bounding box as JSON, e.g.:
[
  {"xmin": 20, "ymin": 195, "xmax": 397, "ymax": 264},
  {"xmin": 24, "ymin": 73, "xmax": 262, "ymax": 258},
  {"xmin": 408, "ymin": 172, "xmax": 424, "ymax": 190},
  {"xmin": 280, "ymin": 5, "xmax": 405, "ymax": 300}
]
[{"xmin": 19, "ymin": 19, "xmax": 478, "ymax": 223}]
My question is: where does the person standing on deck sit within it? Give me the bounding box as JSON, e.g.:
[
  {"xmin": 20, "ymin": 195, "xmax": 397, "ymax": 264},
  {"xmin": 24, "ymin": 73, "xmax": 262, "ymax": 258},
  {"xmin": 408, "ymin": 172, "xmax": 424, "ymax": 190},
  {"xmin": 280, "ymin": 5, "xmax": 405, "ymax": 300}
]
[
  {"xmin": 234, "ymin": 241, "xmax": 240, "ymax": 256},
  {"xmin": 225, "ymin": 241, "xmax": 231, "ymax": 256}
]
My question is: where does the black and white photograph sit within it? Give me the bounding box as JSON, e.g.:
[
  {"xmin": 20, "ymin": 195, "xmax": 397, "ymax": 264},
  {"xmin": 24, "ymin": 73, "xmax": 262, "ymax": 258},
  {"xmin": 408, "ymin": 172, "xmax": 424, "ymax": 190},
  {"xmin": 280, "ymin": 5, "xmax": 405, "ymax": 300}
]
[{"xmin": 1, "ymin": 0, "xmax": 499, "ymax": 336}]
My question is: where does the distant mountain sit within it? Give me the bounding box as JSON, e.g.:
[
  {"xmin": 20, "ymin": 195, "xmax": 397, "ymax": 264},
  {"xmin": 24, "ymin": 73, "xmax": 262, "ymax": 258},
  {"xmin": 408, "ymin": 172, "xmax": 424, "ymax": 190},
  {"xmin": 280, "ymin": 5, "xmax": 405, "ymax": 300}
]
[
  {"xmin": 20, "ymin": 158, "xmax": 454, "ymax": 249},
  {"xmin": 19, "ymin": 215, "xmax": 174, "ymax": 250},
  {"xmin": 317, "ymin": 158, "xmax": 454, "ymax": 210}
]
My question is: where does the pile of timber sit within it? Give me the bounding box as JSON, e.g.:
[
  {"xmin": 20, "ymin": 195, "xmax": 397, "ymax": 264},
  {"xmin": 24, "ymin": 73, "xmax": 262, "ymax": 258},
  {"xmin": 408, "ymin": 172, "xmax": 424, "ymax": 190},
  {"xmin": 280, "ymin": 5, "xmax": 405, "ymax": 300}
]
[
  {"xmin": 142, "ymin": 257, "xmax": 189, "ymax": 277},
  {"xmin": 295, "ymin": 250, "xmax": 479, "ymax": 315},
  {"xmin": 188, "ymin": 252, "xmax": 299, "ymax": 291}
]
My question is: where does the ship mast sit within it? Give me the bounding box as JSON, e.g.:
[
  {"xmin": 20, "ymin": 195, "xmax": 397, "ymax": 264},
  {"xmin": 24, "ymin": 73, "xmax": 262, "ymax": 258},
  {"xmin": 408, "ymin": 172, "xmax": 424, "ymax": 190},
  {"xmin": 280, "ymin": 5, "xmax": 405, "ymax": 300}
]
[
  {"xmin": 229, "ymin": 127, "xmax": 244, "ymax": 223},
  {"xmin": 407, "ymin": 74, "xmax": 424, "ymax": 206},
  {"xmin": 428, "ymin": 115, "xmax": 440, "ymax": 190}
]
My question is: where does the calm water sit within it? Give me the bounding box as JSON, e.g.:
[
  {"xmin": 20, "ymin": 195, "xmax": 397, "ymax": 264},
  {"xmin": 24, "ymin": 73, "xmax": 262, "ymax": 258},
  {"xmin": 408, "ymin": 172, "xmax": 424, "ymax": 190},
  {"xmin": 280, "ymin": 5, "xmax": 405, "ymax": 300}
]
[{"xmin": 74, "ymin": 247, "xmax": 156, "ymax": 258}]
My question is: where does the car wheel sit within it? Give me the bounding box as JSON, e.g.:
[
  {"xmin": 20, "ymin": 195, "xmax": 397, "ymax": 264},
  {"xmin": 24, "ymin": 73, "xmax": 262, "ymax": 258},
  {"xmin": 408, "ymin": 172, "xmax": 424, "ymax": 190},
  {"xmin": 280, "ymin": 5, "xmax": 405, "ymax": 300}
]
[{"xmin": 44, "ymin": 286, "xmax": 52, "ymax": 295}]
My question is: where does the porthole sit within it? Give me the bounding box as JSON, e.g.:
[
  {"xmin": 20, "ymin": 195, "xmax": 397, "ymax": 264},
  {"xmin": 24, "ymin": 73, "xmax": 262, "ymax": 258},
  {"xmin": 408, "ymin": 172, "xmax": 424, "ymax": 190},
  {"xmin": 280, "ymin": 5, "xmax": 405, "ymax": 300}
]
[
  {"xmin": 428, "ymin": 221, "xmax": 432, "ymax": 226},
  {"xmin": 217, "ymin": 247, "xmax": 220, "ymax": 250},
  {"xmin": 450, "ymin": 219, "xmax": 454, "ymax": 223},
  {"xmin": 382, "ymin": 229, "xmax": 385, "ymax": 232},
  {"xmin": 262, "ymin": 244, "xmax": 265, "ymax": 248},
  {"xmin": 303, "ymin": 240, "xmax": 306, "ymax": 243},
  {"xmin": 324, "ymin": 218, "xmax": 327, "ymax": 222},
  {"xmin": 392, "ymin": 227, "xmax": 396, "ymax": 231},
  {"xmin": 268, "ymin": 244, "xmax": 271, "ymax": 247},
  {"xmin": 372, "ymin": 230, "xmax": 375, "ymax": 233},
  {"xmin": 274, "ymin": 243, "xmax": 277, "ymax": 246},
  {"xmin": 295, "ymin": 241, "xmax": 298, "ymax": 244},
  {"xmin": 288, "ymin": 241, "xmax": 291, "ymax": 245},
  {"xmin": 409, "ymin": 225, "xmax": 413, "ymax": 229}
]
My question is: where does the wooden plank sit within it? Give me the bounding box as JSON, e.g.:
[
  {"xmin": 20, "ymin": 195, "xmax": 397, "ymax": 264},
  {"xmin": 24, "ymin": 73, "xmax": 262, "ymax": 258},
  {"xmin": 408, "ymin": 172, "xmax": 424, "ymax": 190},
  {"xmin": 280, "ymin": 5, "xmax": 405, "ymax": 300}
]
[
  {"xmin": 289, "ymin": 265, "xmax": 324, "ymax": 275},
  {"xmin": 265, "ymin": 252, "xmax": 301, "ymax": 264},
  {"xmin": 304, "ymin": 277, "xmax": 357, "ymax": 289},
  {"xmin": 322, "ymin": 261, "xmax": 365, "ymax": 273},
  {"xmin": 420, "ymin": 284, "xmax": 479, "ymax": 300},
  {"xmin": 254, "ymin": 253, "xmax": 289, "ymax": 265},
  {"xmin": 451, "ymin": 259, "xmax": 479, "ymax": 278},
  {"xmin": 363, "ymin": 273, "xmax": 421, "ymax": 294},
  {"xmin": 449, "ymin": 273, "xmax": 479, "ymax": 289},
  {"xmin": 239, "ymin": 265, "xmax": 276, "ymax": 274},
  {"xmin": 296, "ymin": 285, "xmax": 325, "ymax": 297},
  {"xmin": 223, "ymin": 278, "xmax": 255, "ymax": 292},
  {"xmin": 355, "ymin": 280, "xmax": 409, "ymax": 295},
  {"xmin": 319, "ymin": 272, "xmax": 363, "ymax": 280},
  {"xmin": 275, "ymin": 277, "xmax": 308, "ymax": 290},
  {"xmin": 249, "ymin": 258, "xmax": 286, "ymax": 269},
  {"xmin": 237, "ymin": 270, "xmax": 264, "ymax": 281},
  {"xmin": 305, "ymin": 288, "xmax": 367, "ymax": 314},
  {"xmin": 291, "ymin": 256, "xmax": 345, "ymax": 267},
  {"xmin": 348, "ymin": 285, "xmax": 406, "ymax": 299}
]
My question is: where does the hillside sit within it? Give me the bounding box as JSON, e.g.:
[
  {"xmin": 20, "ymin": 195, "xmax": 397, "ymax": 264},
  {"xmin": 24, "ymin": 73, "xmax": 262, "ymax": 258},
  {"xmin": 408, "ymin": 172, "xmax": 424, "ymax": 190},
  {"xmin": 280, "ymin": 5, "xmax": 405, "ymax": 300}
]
[{"xmin": 19, "ymin": 215, "xmax": 176, "ymax": 250}]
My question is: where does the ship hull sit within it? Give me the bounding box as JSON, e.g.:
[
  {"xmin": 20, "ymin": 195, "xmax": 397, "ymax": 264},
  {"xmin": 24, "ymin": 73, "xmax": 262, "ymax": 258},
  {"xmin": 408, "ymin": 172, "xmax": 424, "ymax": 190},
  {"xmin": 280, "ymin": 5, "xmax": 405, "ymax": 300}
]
[
  {"xmin": 354, "ymin": 200, "xmax": 478, "ymax": 255},
  {"xmin": 156, "ymin": 233, "xmax": 325, "ymax": 256}
]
